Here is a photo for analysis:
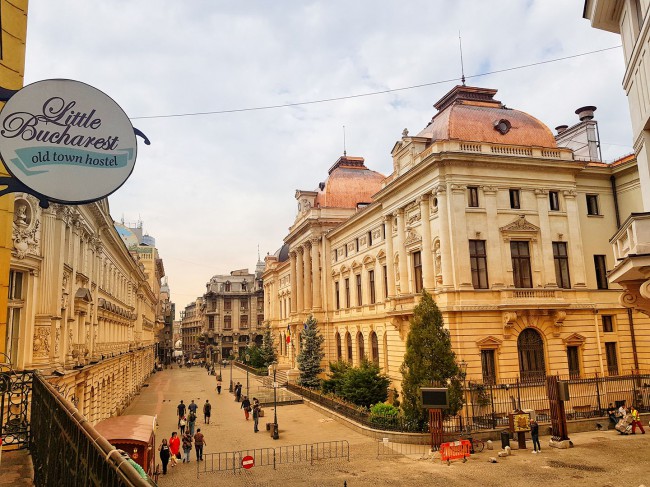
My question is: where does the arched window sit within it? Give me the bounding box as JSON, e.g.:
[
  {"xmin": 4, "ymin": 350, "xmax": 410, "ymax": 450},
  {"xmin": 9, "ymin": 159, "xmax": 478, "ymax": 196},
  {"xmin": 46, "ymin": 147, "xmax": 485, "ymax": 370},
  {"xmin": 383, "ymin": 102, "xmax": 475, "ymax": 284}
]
[
  {"xmin": 518, "ymin": 328, "xmax": 546, "ymax": 382},
  {"xmin": 357, "ymin": 332, "xmax": 365, "ymax": 362},
  {"xmin": 335, "ymin": 332, "xmax": 342, "ymax": 361},
  {"xmin": 346, "ymin": 332, "xmax": 353, "ymax": 362},
  {"xmin": 370, "ymin": 331, "xmax": 379, "ymax": 366}
]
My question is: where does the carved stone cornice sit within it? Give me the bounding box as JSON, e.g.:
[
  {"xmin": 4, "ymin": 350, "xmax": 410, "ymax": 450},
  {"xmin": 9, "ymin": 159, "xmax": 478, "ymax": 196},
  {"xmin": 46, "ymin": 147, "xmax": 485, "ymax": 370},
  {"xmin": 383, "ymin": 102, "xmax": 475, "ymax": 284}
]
[
  {"xmin": 534, "ymin": 188, "xmax": 548, "ymax": 197},
  {"xmin": 450, "ymin": 183, "xmax": 466, "ymax": 193},
  {"xmin": 562, "ymin": 189, "xmax": 577, "ymax": 199},
  {"xmin": 482, "ymin": 186, "xmax": 498, "ymax": 195}
]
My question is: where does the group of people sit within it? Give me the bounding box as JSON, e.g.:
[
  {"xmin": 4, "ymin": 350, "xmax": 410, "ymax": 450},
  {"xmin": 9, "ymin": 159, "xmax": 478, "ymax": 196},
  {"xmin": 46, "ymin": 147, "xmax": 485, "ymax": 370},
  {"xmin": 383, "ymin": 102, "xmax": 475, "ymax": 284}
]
[
  {"xmin": 240, "ymin": 395, "xmax": 263, "ymax": 432},
  {"xmin": 607, "ymin": 403, "xmax": 646, "ymax": 434}
]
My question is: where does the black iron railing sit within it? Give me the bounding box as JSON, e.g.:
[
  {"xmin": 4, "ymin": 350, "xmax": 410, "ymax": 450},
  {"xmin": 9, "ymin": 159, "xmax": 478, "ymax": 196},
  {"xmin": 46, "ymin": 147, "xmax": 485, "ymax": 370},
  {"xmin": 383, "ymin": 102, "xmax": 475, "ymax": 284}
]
[
  {"xmin": 30, "ymin": 373, "xmax": 155, "ymax": 486},
  {"xmin": 0, "ymin": 369, "xmax": 33, "ymax": 449}
]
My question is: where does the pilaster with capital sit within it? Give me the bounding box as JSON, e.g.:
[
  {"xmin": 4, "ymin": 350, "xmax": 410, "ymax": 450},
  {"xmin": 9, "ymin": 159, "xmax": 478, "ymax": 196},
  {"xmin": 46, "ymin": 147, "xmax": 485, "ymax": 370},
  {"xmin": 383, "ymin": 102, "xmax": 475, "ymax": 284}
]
[
  {"xmin": 563, "ymin": 190, "xmax": 587, "ymax": 287},
  {"xmin": 434, "ymin": 185, "xmax": 455, "ymax": 289},
  {"xmin": 311, "ymin": 237, "xmax": 322, "ymax": 309},
  {"xmin": 418, "ymin": 195, "xmax": 435, "ymax": 290},
  {"xmin": 296, "ymin": 247, "xmax": 305, "ymax": 312},
  {"xmin": 483, "ymin": 186, "xmax": 505, "ymax": 287},
  {"xmin": 395, "ymin": 209, "xmax": 409, "ymax": 294},
  {"xmin": 383, "ymin": 215, "xmax": 397, "ymax": 298},
  {"xmin": 535, "ymin": 189, "xmax": 559, "ymax": 287},
  {"xmin": 289, "ymin": 250, "xmax": 298, "ymax": 313},
  {"xmin": 449, "ymin": 184, "xmax": 473, "ymax": 288}
]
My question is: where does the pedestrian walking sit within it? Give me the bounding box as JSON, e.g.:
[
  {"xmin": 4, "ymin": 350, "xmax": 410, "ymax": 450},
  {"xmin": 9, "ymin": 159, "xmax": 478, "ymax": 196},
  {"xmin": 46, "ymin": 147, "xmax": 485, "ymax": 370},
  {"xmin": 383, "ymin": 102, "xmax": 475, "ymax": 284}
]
[
  {"xmin": 530, "ymin": 418, "xmax": 541, "ymax": 453},
  {"xmin": 177, "ymin": 400, "xmax": 186, "ymax": 428},
  {"xmin": 182, "ymin": 431, "xmax": 192, "ymax": 463},
  {"xmin": 188, "ymin": 409, "xmax": 197, "ymax": 436},
  {"xmin": 194, "ymin": 428, "xmax": 206, "ymax": 461},
  {"xmin": 179, "ymin": 415, "xmax": 187, "ymax": 435},
  {"xmin": 607, "ymin": 403, "xmax": 619, "ymax": 429},
  {"xmin": 630, "ymin": 405, "xmax": 646, "ymax": 434},
  {"xmin": 235, "ymin": 382, "xmax": 242, "ymax": 402},
  {"xmin": 241, "ymin": 396, "xmax": 251, "ymax": 420},
  {"xmin": 169, "ymin": 432, "xmax": 181, "ymax": 467},
  {"xmin": 188, "ymin": 399, "xmax": 198, "ymax": 416},
  {"xmin": 252, "ymin": 398, "xmax": 261, "ymax": 433},
  {"xmin": 203, "ymin": 399, "xmax": 212, "ymax": 424},
  {"xmin": 158, "ymin": 438, "xmax": 171, "ymax": 475},
  {"xmin": 216, "ymin": 377, "xmax": 222, "ymax": 394}
]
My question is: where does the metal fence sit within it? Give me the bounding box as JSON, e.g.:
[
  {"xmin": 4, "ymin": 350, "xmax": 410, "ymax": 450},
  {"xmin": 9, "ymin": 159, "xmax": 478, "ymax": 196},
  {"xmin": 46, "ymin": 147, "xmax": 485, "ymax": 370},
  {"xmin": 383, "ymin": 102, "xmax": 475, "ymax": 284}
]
[
  {"xmin": 376, "ymin": 439, "xmax": 431, "ymax": 459},
  {"xmin": 30, "ymin": 372, "xmax": 155, "ymax": 486},
  {"xmin": 0, "ymin": 369, "xmax": 32, "ymax": 449},
  {"xmin": 198, "ymin": 440, "xmax": 350, "ymax": 476},
  {"xmin": 288, "ymin": 372, "xmax": 648, "ymax": 434}
]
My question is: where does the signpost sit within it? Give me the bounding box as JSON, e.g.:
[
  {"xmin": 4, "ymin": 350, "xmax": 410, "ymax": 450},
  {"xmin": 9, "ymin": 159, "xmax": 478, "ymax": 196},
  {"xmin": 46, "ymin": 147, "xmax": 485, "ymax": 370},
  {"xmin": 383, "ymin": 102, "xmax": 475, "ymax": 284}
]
[{"xmin": 241, "ymin": 455, "xmax": 254, "ymax": 470}]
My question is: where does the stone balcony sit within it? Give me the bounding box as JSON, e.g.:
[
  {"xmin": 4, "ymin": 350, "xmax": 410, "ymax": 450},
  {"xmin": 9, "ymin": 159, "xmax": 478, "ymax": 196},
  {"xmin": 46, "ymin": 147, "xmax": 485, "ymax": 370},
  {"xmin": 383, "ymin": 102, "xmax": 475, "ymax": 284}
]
[{"xmin": 609, "ymin": 212, "xmax": 650, "ymax": 315}]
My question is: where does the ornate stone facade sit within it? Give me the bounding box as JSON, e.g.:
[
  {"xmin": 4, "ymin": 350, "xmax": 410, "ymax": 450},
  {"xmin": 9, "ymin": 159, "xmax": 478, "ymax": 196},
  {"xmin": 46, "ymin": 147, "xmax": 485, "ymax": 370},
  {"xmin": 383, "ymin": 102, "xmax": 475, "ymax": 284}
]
[{"xmin": 264, "ymin": 85, "xmax": 650, "ymax": 390}]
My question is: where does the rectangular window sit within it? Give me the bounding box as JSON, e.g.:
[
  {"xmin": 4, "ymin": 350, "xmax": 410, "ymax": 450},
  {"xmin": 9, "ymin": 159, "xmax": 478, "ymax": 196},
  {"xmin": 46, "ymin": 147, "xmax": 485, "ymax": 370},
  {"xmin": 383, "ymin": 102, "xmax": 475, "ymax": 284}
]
[
  {"xmin": 345, "ymin": 278, "xmax": 350, "ymax": 308},
  {"xmin": 602, "ymin": 315, "xmax": 614, "ymax": 333},
  {"xmin": 368, "ymin": 230, "xmax": 373, "ymax": 247},
  {"xmin": 594, "ymin": 255, "xmax": 608, "ymax": 289},
  {"xmin": 413, "ymin": 251, "xmax": 423, "ymax": 293},
  {"xmin": 605, "ymin": 342, "xmax": 618, "ymax": 376},
  {"xmin": 240, "ymin": 315, "xmax": 248, "ymax": 328},
  {"xmin": 469, "ymin": 240, "xmax": 489, "ymax": 289},
  {"xmin": 549, "ymin": 191, "xmax": 560, "ymax": 211},
  {"xmin": 586, "ymin": 194, "xmax": 600, "ymax": 215},
  {"xmin": 509, "ymin": 189, "xmax": 521, "ymax": 209},
  {"xmin": 224, "ymin": 299, "xmax": 231, "ymax": 311},
  {"xmin": 368, "ymin": 270, "xmax": 376, "ymax": 304},
  {"xmin": 356, "ymin": 274, "xmax": 362, "ymax": 306},
  {"xmin": 257, "ymin": 315, "xmax": 264, "ymax": 326},
  {"xmin": 208, "ymin": 316, "xmax": 214, "ymax": 330},
  {"xmin": 224, "ymin": 316, "xmax": 232, "ymax": 330},
  {"xmin": 257, "ymin": 297, "xmax": 264, "ymax": 310},
  {"xmin": 335, "ymin": 281, "xmax": 340, "ymax": 310},
  {"xmin": 7, "ymin": 271, "xmax": 24, "ymax": 367},
  {"xmin": 481, "ymin": 349, "xmax": 496, "ymax": 385},
  {"xmin": 241, "ymin": 300, "xmax": 248, "ymax": 310},
  {"xmin": 468, "ymin": 186, "xmax": 479, "ymax": 207},
  {"xmin": 567, "ymin": 346, "xmax": 580, "ymax": 378},
  {"xmin": 383, "ymin": 265, "xmax": 388, "ymax": 299},
  {"xmin": 356, "ymin": 238, "xmax": 359, "ymax": 252},
  {"xmin": 552, "ymin": 242, "xmax": 571, "ymax": 289},
  {"xmin": 510, "ymin": 241, "xmax": 533, "ymax": 288}
]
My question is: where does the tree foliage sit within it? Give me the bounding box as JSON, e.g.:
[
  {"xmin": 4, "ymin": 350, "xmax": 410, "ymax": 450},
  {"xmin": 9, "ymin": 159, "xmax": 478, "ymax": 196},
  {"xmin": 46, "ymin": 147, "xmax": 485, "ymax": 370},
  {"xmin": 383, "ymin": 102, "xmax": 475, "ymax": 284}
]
[
  {"xmin": 260, "ymin": 324, "xmax": 277, "ymax": 367},
  {"xmin": 321, "ymin": 360, "xmax": 351, "ymax": 395},
  {"xmin": 297, "ymin": 315, "xmax": 325, "ymax": 388},
  {"xmin": 400, "ymin": 290, "xmax": 462, "ymax": 426},
  {"xmin": 339, "ymin": 359, "xmax": 390, "ymax": 408}
]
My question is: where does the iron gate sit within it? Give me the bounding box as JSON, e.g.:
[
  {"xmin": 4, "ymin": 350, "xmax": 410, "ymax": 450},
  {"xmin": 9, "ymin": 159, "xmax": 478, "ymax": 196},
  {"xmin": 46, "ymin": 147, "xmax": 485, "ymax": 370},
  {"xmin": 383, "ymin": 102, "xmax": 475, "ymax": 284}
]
[{"xmin": 0, "ymin": 368, "xmax": 33, "ymax": 449}]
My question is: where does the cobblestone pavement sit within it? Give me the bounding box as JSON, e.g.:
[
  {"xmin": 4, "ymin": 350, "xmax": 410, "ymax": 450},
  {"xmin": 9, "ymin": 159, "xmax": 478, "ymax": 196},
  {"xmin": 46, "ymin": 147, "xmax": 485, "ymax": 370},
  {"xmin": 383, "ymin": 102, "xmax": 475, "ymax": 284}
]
[
  {"xmin": 124, "ymin": 366, "xmax": 650, "ymax": 487},
  {"xmin": 0, "ymin": 448, "xmax": 34, "ymax": 486}
]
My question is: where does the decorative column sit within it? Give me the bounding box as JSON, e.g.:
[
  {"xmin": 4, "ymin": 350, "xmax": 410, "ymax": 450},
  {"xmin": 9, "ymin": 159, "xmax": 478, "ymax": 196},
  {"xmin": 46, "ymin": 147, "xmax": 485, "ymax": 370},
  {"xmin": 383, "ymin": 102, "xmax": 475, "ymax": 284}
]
[
  {"xmin": 435, "ymin": 185, "xmax": 454, "ymax": 289},
  {"xmin": 395, "ymin": 208, "xmax": 409, "ymax": 295},
  {"xmin": 563, "ymin": 190, "xmax": 587, "ymax": 287},
  {"xmin": 289, "ymin": 250, "xmax": 297, "ymax": 314},
  {"xmin": 419, "ymin": 195, "xmax": 435, "ymax": 290},
  {"xmin": 383, "ymin": 214, "xmax": 397, "ymax": 298},
  {"xmin": 535, "ymin": 189, "xmax": 559, "ymax": 287},
  {"xmin": 296, "ymin": 247, "xmax": 305, "ymax": 312},
  {"xmin": 449, "ymin": 184, "xmax": 473, "ymax": 289},
  {"xmin": 311, "ymin": 237, "xmax": 322, "ymax": 309},
  {"xmin": 482, "ymin": 186, "xmax": 505, "ymax": 288},
  {"xmin": 304, "ymin": 244, "xmax": 313, "ymax": 310}
]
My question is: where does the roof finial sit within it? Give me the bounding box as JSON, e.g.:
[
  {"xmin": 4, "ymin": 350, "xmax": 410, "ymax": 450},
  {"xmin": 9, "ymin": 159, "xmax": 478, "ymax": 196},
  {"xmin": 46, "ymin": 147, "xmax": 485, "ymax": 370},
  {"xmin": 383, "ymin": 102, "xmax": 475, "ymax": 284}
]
[
  {"xmin": 343, "ymin": 125, "xmax": 347, "ymax": 156},
  {"xmin": 257, "ymin": 244, "xmax": 261, "ymax": 262},
  {"xmin": 459, "ymin": 31, "xmax": 466, "ymax": 86}
]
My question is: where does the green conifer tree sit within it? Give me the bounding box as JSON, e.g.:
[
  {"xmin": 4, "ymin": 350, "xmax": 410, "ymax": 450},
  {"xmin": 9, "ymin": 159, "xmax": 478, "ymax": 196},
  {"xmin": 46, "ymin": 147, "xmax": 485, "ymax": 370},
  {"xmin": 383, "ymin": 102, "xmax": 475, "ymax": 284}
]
[
  {"xmin": 297, "ymin": 315, "xmax": 325, "ymax": 388},
  {"xmin": 260, "ymin": 323, "xmax": 277, "ymax": 367},
  {"xmin": 400, "ymin": 290, "xmax": 462, "ymax": 426}
]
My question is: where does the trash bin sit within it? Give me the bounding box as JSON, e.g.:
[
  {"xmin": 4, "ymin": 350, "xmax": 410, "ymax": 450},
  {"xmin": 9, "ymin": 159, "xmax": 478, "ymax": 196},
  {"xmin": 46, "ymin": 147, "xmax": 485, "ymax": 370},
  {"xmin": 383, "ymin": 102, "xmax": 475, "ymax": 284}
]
[{"xmin": 501, "ymin": 430, "xmax": 510, "ymax": 449}]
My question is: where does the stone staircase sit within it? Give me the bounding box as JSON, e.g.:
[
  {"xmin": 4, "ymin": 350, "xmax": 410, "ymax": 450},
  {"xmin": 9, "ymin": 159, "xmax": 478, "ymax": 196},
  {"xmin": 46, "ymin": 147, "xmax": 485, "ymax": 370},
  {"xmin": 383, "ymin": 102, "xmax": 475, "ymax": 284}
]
[{"xmin": 259, "ymin": 368, "xmax": 289, "ymax": 388}]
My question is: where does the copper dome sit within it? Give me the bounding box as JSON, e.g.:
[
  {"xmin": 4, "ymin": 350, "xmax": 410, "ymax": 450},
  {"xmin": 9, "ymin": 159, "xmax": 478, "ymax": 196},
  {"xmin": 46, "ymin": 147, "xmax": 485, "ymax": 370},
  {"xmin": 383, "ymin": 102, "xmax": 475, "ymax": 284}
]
[
  {"xmin": 314, "ymin": 156, "xmax": 384, "ymax": 209},
  {"xmin": 415, "ymin": 85, "xmax": 558, "ymax": 149}
]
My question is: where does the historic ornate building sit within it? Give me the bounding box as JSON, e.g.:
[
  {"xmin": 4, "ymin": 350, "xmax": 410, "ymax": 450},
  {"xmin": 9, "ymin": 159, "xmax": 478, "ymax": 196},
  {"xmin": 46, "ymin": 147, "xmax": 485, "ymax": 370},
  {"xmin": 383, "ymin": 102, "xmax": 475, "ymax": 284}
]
[
  {"xmin": 584, "ymin": 0, "xmax": 650, "ymax": 316},
  {"xmin": 200, "ymin": 264, "xmax": 265, "ymax": 361},
  {"xmin": 180, "ymin": 297, "xmax": 204, "ymax": 357},
  {"xmin": 7, "ymin": 195, "xmax": 158, "ymax": 423},
  {"xmin": 264, "ymin": 84, "xmax": 650, "ymax": 390}
]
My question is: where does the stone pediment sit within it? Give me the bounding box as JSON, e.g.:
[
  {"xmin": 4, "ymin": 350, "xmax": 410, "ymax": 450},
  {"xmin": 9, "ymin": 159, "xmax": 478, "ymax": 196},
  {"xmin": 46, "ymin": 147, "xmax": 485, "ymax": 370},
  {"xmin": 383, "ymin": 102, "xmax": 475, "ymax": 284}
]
[
  {"xmin": 74, "ymin": 287, "xmax": 93, "ymax": 303},
  {"xmin": 562, "ymin": 332, "xmax": 586, "ymax": 346},
  {"xmin": 476, "ymin": 335, "xmax": 503, "ymax": 349},
  {"xmin": 500, "ymin": 215, "xmax": 540, "ymax": 234}
]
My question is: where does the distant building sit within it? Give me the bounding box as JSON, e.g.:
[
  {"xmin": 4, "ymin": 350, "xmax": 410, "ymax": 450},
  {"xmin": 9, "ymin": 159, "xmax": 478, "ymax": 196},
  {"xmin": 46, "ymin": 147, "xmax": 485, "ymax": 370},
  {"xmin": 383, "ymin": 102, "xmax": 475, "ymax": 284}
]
[{"xmin": 180, "ymin": 298, "xmax": 204, "ymax": 357}]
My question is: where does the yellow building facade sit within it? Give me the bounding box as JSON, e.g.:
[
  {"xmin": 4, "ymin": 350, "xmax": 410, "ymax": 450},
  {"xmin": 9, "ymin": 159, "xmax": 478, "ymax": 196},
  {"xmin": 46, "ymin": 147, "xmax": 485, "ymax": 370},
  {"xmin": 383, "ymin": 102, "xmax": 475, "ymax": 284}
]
[
  {"xmin": 264, "ymin": 85, "xmax": 650, "ymax": 390},
  {"xmin": 0, "ymin": 0, "xmax": 28, "ymax": 361}
]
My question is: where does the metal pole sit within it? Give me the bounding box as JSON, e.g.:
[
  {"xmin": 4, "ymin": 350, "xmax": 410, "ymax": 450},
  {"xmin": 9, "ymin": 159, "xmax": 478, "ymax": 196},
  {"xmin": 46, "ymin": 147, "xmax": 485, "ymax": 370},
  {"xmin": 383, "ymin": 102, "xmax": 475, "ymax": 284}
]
[
  {"xmin": 229, "ymin": 357, "xmax": 233, "ymax": 393},
  {"xmin": 464, "ymin": 378, "xmax": 470, "ymax": 432},
  {"xmin": 273, "ymin": 365, "xmax": 279, "ymax": 439}
]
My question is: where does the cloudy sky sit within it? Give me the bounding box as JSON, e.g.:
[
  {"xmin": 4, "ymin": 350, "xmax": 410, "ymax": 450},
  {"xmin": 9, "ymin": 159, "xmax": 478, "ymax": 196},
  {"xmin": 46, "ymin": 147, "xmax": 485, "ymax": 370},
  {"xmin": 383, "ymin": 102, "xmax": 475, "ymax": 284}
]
[{"xmin": 24, "ymin": 1, "xmax": 631, "ymax": 309}]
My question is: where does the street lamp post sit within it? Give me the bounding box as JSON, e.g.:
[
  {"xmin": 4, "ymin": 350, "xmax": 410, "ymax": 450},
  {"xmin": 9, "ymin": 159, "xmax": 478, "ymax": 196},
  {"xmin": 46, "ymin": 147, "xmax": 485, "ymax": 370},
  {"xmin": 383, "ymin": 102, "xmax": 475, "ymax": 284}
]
[
  {"xmin": 245, "ymin": 351, "xmax": 250, "ymax": 398},
  {"xmin": 229, "ymin": 354, "xmax": 234, "ymax": 393},
  {"xmin": 271, "ymin": 361, "xmax": 279, "ymax": 439},
  {"xmin": 459, "ymin": 359, "xmax": 469, "ymax": 431}
]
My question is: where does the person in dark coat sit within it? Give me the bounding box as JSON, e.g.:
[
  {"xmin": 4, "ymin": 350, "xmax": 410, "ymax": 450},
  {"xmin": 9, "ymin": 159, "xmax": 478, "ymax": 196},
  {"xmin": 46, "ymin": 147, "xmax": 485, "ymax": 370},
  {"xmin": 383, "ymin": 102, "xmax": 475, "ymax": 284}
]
[
  {"xmin": 241, "ymin": 396, "xmax": 251, "ymax": 420},
  {"xmin": 252, "ymin": 398, "xmax": 261, "ymax": 433},
  {"xmin": 530, "ymin": 419, "xmax": 541, "ymax": 453},
  {"xmin": 158, "ymin": 438, "xmax": 171, "ymax": 474}
]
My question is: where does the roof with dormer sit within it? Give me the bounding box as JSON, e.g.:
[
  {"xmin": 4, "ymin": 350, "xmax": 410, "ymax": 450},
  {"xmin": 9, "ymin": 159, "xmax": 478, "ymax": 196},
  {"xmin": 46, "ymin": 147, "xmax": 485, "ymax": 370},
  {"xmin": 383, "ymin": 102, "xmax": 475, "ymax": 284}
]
[
  {"xmin": 313, "ymin": 155, "xmax": 385, "ymax": 209},
  {"xmin": 415, "ymin": 85, "xmax": 558, "ymax": 149}
]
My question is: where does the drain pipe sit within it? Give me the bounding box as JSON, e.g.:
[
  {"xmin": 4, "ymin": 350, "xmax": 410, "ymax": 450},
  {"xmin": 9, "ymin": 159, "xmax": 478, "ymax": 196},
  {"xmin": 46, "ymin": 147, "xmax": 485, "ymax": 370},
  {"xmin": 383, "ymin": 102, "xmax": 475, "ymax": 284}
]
[
  {"xmin": 627, "ymin": 308, "xmax": 639, "ymax": 372},
  {"xmin": 610, "ymin": 175, "xmax": 621, "ymax": 229}
]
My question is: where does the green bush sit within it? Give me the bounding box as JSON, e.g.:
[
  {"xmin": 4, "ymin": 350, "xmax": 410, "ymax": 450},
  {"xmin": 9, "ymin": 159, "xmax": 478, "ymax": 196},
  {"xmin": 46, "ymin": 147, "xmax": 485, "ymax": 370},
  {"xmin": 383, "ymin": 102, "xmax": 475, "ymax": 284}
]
[
  {"xmin": 369, "ymin": 402, "xmax": 400, "ymax": 429},
  {"xmin": 339, "ymin": 359, "xmax": 390, "ymax": 408}
]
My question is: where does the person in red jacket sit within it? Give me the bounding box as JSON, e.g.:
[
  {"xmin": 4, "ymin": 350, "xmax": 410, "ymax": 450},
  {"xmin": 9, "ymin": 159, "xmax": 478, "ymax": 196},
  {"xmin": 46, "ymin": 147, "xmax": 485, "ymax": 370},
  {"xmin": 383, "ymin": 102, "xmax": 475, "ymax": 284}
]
[{"xmin": 168, "ymin": 431, "xmax": 181, "ymax": 467}]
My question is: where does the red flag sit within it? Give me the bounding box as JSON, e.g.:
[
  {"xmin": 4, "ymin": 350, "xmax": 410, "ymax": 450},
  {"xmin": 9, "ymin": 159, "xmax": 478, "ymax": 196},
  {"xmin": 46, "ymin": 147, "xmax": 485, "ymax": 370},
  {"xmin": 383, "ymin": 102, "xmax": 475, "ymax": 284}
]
[{"xmin": 286, "ymin": 335, "xmax": 291, "ymax": 343}]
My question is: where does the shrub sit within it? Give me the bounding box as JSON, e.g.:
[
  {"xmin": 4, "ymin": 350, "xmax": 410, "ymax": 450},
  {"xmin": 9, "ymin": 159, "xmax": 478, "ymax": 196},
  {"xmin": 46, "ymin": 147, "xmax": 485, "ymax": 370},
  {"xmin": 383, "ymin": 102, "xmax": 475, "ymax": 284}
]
[
  {"xmin": 339, "ymin": 359, "xmax": 390, "ymax": 408},
  {"xmin": 369, "ymin": 402, "xmax": 400, "ymax": 429}
]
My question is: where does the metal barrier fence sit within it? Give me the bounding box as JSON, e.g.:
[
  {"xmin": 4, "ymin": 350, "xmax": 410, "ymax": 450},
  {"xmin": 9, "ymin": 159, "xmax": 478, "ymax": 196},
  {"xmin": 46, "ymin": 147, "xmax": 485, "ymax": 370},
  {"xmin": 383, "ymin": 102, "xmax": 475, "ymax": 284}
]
[
  {"xmin": 30, "ymin": 372, "xmax": 155, "ymax": 487},
  {"xmin": 198, "ymin": 440, "xmax": 350, "ymax": 476},
  {"xmin": 376, "ymin": 439, "xmax": 431, "ymax": 459}
]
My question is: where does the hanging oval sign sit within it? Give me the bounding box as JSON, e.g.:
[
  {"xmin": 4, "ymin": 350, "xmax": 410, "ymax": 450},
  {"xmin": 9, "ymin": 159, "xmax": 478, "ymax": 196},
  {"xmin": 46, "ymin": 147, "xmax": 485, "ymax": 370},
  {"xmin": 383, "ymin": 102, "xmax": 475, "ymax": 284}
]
[{"xmin": 0, "ymin": 79, "xmax": 137, "ymax": 204}]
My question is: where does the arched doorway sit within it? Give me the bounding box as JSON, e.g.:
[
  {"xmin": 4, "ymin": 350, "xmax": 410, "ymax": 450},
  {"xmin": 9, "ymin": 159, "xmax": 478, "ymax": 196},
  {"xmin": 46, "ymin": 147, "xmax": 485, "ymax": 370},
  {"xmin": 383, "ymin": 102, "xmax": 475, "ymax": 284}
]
[
  {"xmin": 370, "ymin": 331, "xmax": 379, "ymax": 366},
  {"xmin": 335, "ymin": 332, "xmax": 342, "ymax": 361},
  {"xmin": 357, "ymin": 332, "xmax": 365, "ymax": 362},
  {"xmin": 517, "ymin": 328, "xmax": 546, "ymax": 382},
  {"xmin": 345, "ymin": 332, "xmax": 352, "ymax": 363}
]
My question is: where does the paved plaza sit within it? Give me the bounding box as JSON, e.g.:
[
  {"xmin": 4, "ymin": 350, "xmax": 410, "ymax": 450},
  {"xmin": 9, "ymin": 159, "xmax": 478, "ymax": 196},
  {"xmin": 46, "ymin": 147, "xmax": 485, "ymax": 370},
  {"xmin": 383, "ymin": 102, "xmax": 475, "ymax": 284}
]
[{"xmin": 122, "ymin": 365, "xmax": 650, "ymax": 487}]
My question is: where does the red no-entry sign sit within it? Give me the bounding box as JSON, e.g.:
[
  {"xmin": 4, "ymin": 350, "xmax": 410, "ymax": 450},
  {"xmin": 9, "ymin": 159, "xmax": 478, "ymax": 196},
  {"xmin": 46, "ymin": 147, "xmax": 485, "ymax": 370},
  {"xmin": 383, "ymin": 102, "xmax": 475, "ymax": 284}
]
[{"xmin": 242, "ymin": 455, "xmax": 255, "ymax": 469}]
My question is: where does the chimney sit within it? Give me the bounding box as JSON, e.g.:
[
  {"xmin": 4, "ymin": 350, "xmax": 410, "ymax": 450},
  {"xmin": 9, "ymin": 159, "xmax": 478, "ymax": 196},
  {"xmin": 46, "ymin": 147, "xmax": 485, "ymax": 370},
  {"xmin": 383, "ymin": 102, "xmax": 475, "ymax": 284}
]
[
  {"xmin": 575, "ymin": 106, "xmax": 597, "ymax": 122},
  {"xmin": 555, "ymin": 125, "xmax": 569, "ymax": 135}
]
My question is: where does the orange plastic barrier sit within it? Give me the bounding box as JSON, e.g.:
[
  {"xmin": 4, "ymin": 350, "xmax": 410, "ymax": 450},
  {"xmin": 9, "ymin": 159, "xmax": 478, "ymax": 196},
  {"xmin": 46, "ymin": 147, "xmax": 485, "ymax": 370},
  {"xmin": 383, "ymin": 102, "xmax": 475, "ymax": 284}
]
[{"xmin": 439, "ymin": 440, "xmax": 471, "ymax": 464}]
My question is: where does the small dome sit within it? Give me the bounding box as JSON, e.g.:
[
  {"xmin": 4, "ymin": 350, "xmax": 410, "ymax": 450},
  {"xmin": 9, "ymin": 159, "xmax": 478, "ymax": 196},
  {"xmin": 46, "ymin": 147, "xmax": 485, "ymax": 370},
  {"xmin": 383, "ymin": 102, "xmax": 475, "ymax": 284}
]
[
  {"xmin": 314, "ymin": 156, "xmax": 384, "ymax": 209},
  {"xmin": 273, "ymin": 243, "xmax": 290, "ymax": 263},
  {"xmin": 416, "ymin": 85, "xmax": 557, "ymax": 149}
]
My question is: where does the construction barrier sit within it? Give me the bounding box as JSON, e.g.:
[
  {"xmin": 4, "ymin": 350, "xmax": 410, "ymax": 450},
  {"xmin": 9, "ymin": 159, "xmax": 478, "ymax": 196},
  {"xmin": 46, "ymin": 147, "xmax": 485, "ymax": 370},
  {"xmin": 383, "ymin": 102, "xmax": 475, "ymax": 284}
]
[{"xmin": 439, "ymin": 440, "xmax": 471, "ymax": 464}]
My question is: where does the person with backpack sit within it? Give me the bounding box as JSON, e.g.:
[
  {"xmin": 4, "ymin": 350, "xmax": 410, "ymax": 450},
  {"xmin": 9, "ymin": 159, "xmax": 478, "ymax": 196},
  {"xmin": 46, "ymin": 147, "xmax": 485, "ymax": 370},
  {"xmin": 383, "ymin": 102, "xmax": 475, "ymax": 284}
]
[
  {"xmin": 182, "ymin": 430, "xmax": 193, "ymax": 463},
  {"xmin": 188, "ymin": 410, "xmax": 197, "ymax": 436},
  {"xmin": 194, "ymin": 428, "xmax": 206, "ymax": 461},
  {"xmin": 252, "ymin": 398, "xmax": 261, "ymax": 433},
  {"xmin": 203, "ymin": 399, "xmax": 212, "ymax": 424}
]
